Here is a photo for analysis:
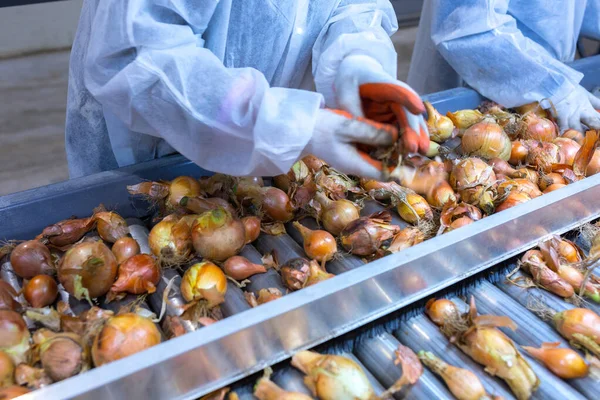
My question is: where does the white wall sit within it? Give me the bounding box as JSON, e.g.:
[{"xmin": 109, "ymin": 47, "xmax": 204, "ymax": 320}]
[{"xmin": 0, "ymin": 0, "xmax": 83, "ymax": 58}]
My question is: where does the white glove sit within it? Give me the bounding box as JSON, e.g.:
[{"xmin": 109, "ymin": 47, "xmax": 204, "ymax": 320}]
[
  {"xmin": 553, "ymin": 86, "xmax": 600, "ymax": 132},
  {"xmin": 303, "ymin": 109, "xmax": 396, "ymax": 179},
  {"xmin": 333, "ymin": 55, "xmax": 429, "ymax": 154}
]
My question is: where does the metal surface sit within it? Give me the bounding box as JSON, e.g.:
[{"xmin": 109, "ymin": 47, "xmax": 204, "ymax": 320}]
[{"xmin": 8, "ymin": 55, "xmax": 600, "ymax": 399}]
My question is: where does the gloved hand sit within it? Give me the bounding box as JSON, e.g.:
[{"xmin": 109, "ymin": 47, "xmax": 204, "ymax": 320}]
[
  {"xmin": 303, "ymin": 109, "xmax": 397, "ymax": 178},
  {"xmin": 334, "ymin": 55, "xmax": 429, "ymax": 154},
  {"xmin": 553, "ymin": 86, "xmax": 600, "ymax": 132}
]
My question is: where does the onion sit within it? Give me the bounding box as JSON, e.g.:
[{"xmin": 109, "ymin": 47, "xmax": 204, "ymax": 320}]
[
  {"xmin": 0, "ymin": 386, "xmax": 30, "ymax": 399},
  {"xmin": 111, "ymin": 236, "xmax": 140, "ymax": 264},
  {"xmin": 292, "ymin": 222, "xmax": 337, "ymax": 262},
  {"xmin": 496, "ymin": 192, "xmax": 532, "ymax": 212},
  {"xmin": 0, "ymin": 282, "xmax": 19, "ymax": 312},
  {"xmin": 148, "ymin": 215, "xmax": 193, "ymax": 265},
  {"xmin": 246, "ymin": 288, "xmax": 284, "ymax": 306},
  {"xmin": 490, "ymin": 157, "xmax": 517, "ymax": 177},
  {"xmin": 555, "ymin": 239, "xmax": 581, "ymax": 264},
  {"xmin": 553, "ymin": 308, "xmax": 600, "ymax": 347},
  {"xmin": 449, "ymin": 158, "xmax": 496, "ymax": 213},
  {"xmin": 191, "ymin": 208, "xmax": 245, "ymax": 261},
  {"xmin": 37, "ymin": 216, "xmax": 96, "ymax": 248},
  {"xmin": 461, "ymin": 119, "xmax": 511, "ymax": 160},
  {"xmin": 9, "ymin": 240, "xmax": 55, "ymax": 279},
  {"xmin": 515, "ymin": 102, "xmax": 549, "ymax": 118},
  {"xmin": 181, "ymin": 261, "xmax": 227, "ymax": 307},
  {"xmin": 0, "ymin": 310, "xmax": 30, "ymax": 365},
  {"xmin": 237, "ymin": 183, "xmax": 295, "ymax": 222},
  {"xmin": 446, "ymin": 109, "xmax": 483, "ymax": 130},
  {"xmin": 94, "ymin": 207, "xmax": 128, "ymax": 243},
  {"xmin": 554, "ymin": 137, "xmax": 581, "ymax": 167},
  {"xmin": 38, "ymin": 333, "xmax": 88, "ymax": 381},
  {"xmin": 425, "ymin": 298, "xmax": 460, "ymax": 326},
  {"xmin": 519, "ymin": 113, "xmax": 557, "ymax": 142},
  {"xmin": 223, "ymin": 256, "xmax": 266, "ymax": 280},
  {"xmin": 587, "ymin": 149, "xmax": 600, "ymax": 176},
  {"xmin": 179, "ymin": 196, "xmax": 236, "ymax": 216},
  {"xmin": 418, "ymin": 351, "xmax": 490, "ymax": 400},
  {"xmin": 562, "ymin": 129, "xmax": 584, "ymax": 145},
  {"xmin": 314, "ymin": 167, "xmax": 361, "ymax": 200},
  {"xmin": 92, "ymin": 313, "xmax": 161, "ymax": 367},
  {"xmin": 291, "ymin": 351, "xmax": 376, "ymax": 400},
  {"xmin": 302, "ymin": 154, "xmax": 328, "ymax": 173},
  {"xmin": 425, "ymin": 101, "xmax": 454, "ymax": 143},
  {"xmin": 522, "ymin": 343, "xmax": 588, "ymax": 379},
  {"xmin": 426, "ymin": 181, "xmax": 457, "ymax": 208},
  {"xmin": 108, "ymin": 254, "xmax": 160, "ymax": 298},
  {"xmin": 538, "ymin": 173, "xmax": 566, "ymax": 191},
  {"xmin": 526, "ymin": 141, "xmax": 559, "ymax": 172},
  {"xmin": 0, "ymin": 351, "xmax": 14, "ymax": 387},
  {"xmin": 543, "ymin": 183, "xmax": 566, "ymax": 193},
  {"xmin": 254, "ymin": 373, "xmax": 312, "ymax": 400},
  {"xmin": 14, "ymin": 364, "xmax": 51, "ymax": 389},
  {"xmin": 241, "ymin": 216, "xmax": 261, "ymax": 244},
  {"xmin": 396, "ymin": 193, "xmax": 433, "ymax": 224},
  {"xmin": 439, "ymin": 202, "xmax": 482, "ymax": 234},
  {"xmin": 128, "ymin": 176, "xmax": 201, "ymax": 211},
  {"xmin": 58, "ymin": 241, "xmax": 118, "ymax": 301},
  {"xmin": 509, "ymin": 140, "xmax": 529, "ymax": 165},
  {"xmin": 340, "ymin": 212, "xmax": 401, "ymax": 256},
  {"xmin": 305, "ymin": 259, "xmax": 334, "ymax": 287},
  {"xmin": 387, "ymin": 227, "xmax": 425, "ymax": 253},
  {"xmin": 23, "ymin": 275, "xmax": 58, "ymax": 308},
  {"xmin": 314, "ymin": 192, "xmax": 360, "ymax": 236},
  {"xmin": 521, "ymin": 250, "xmax": 574, "ymax": 298},
  {"xmin": 280, "ymin": 258, "xmax": 310, "ymax": 291},
  {"xmin": 497, "ymin": 179, "xmax": 542, "ymax": 199}
]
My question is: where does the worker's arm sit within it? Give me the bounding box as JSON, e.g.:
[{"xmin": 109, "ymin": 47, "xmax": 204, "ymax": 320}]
[
  {"xmin": 83, "ymin": 0, "xmax": 323, "ymax": 177},
  {"xmin": 431, "ymin": 0, "xmax": 584, "ymax": 108},
  {"xmin": 581, "ymin": 0, "xmax": 600, "ymax": 40}
]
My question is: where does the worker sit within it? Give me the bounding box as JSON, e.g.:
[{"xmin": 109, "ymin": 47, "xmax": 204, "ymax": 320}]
[
  {"xmin": 65, "ymin": 0, "xmax": 429, "ymax": 179},
  {"xmin": 408, "ymin": 0, "xmax": 600, "ymax": 133}
]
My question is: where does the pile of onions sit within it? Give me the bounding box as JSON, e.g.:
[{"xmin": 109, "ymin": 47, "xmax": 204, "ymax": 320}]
[
  {"xmin": 0, "ymin": 281, "xmax": 20, "ymax": 312},
  {"xmin": 111, "ymin": 236, "xmax": 140, "ymax": 264},
  {"xmin": 38, "ymin": 333, "xmax": 88, "ymax": 381},
  {"xmin": 292, "ymin": 222, "xmax": 337, "ymax": 263},
  {"xmin": 522, "ymin": 343, "xmax": 588, "ymax": 379},
  {"xmin": 148, "ymin": 215, "xmax": 193, "ymax": 264},
  {"xmin": 92, "ymin": 313, "xmax": 161, "ymax": 367},
  {"xmin": 425, "ymin": 101, "xmax": 454, "ymax": 143},
  {"xmin": 313, "ymin": 192, "xmax": 360, "ymax": 235},
  {"xmin": 0, "ymin": 310, "xmax": 30, "ymax": 365},
  {"xmin": 191, "ymin": 208, "xmax": 245, "ymax": 261},
  {"xmin": 461, "ymin": 119, "xmax": 511, "ymax": 161},
  {"xmin": 108, "ymin": 254, "xmax": 161, "ymax": 298},
  {"xmin": 340, "ymin": 212, "xmax": 401, "ymax": 256},
  {"xmin": 10, "ymin": 240, "xmax": 55, "ymax": 279},
  {"xmin": 57, "ymin": 241, "xmax": 118, "ymax": 301},
  {"xmin": 23, "ymin": 275, "xmax": 58, "ymax": 308},
  {"xmin": 223, "ymin": 256, "xmax": 266, "ymax": 280},
  {"xmin": 181, "ymin": 261, "xmax": 227, "ymax": 307}
]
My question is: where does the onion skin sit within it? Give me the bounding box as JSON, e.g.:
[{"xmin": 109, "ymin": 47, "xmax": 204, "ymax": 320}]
[
  {"xmin": 223, "ymin": 256, "xmax": 266, "ymax": 280},
  {"xmin": 305, "ymin": 260, "xmax": 334, "ymax": 287},
  {"xmin": 111, "ymin": 237, "xmax": 140, "ymax": 264},
  {"xmin": 293, "ymin": 222, "xmax": 337, "ymax": 262},
  {"xmin": 553, "ymin": 308, "xmax": 600, "ymax": 345},
  {"xmin": 522, "ymin": 343, "xmax": 588, "ymax": 379},
  {"xmin": 58, "ymin": 241, "xmax": 118, "ymax": 300},
  {"xmin": 148, "ymin": 215, "xmax": 193, "ymax": 264},
  {"xmin": 281, "ymin": 258, "xmax": 310, "ymax": 291},
  {"xmin": 302, "ymin": 155, "xmax": 328, "ymax": 173},
  {"xmin": 37, "ymin": 216, "xmax": 96, "ymax": 248},
  {"xmin": 462, "ymin": 120, "xmax": 511, "ymax": 160},
  {"xmin": 340, "ymin": 215, "xmax": 401, "ymax": 256},
  {"xmin": 314, "ymin": 193, "xmax": 360, "ymax": 236},
  {"xmin": 94, "ymin": 209, "xmax": 129, "ymax": 243},
  {"xmin": 515, "ymin": 102, "xmax": 549, "ymax": 118},
  {"xmin": 241, "ymin": 216, "xmax": 261, "ymax": 244},
  {"xmin": 450, "ymin": 158, "xmax": 496, "ymax": 213},
  {"xmin": 179, "ymin": 196, "xmax": 236, "ymax": 216},
  {"xmin": 191, "ymin": 208, "xmax": 245, "ymax": 262},
  {"xmin": 0, "ymin": 310, "xmax": 30, "ymax": 365},
  {"xmin": 425, "ymin": 298, "xmax": 460, "ymax": 326},
  {"xmin": 0, "ymin": 282, "xmax": 19, "ymax": 312},
  {"xmin": 255, "ymin": 288, "xmax": 283, "ymax": 305},
  {"xmin": 109, "ymin": 254, "xmax": 160, "ymax": 296},
  {"xmin": 387, "ymin": 227, "xmax": 424, "ymax": 253},
  {"xmin": 39, "ymin": 333, "xmax": 88, "ymax": 381},
  {"xmin": 0, "ymin": 351, "xmax": 14, "ymax": 387},
  {"xmin": 23, "ymin": 275, "xmax": 58, "ymax": 308},
  {"xmin": 509, "ymin": 140, "xmax": 529, "ymax": 165},
  {"xmin": 0, "ymin": 386, "xmax": 30, "ymax": 399},
  {"xmin": 92, "ymin": 313, "xmax": 161, "ymax": 367},
  {"xmin": 291, "ymin": 351, "xmax": 376, "ymax": 400},
  {"xmin": 10, "ymin": 240, "xmax": 55, "ymax": 279},
  {"xmin": 521, "ymin": 250, "xmax": 574, "ymax": 298},
  {"xmin": 181, "ymin": 261, "xmax": 227, "ymax": 307}
]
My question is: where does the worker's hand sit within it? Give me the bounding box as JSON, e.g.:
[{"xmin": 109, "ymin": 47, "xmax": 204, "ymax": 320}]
[
  {"xmin": 334, "ymin": 55, "xmax": 429, "ymax": 154},
  {"xmin": 303, "ymin": 109, "xmax": 397, "ymax": 179},
  {"xmin": 553, "ymin": 86, "xmax": 600, "ymax": 132}
]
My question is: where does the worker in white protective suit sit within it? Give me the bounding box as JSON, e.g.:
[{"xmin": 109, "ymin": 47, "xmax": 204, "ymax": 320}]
[
  {"xmin": 408, "ymin": 0, "xmax": 600, "ymax": 133},
  {"xmin": 65, "ymin": 0, "xmax": 430, "ymax": 179}
]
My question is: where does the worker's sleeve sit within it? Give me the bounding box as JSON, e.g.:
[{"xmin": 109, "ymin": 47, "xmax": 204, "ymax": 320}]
[
  {"xmin": 83, "ymin": 0, "xmax": 323, "ymax": 177},
  {"xmin": 581, "ymin": 0, "xmax": 600, "ymax": 40},
  {"xmin": 313, "ymin": 0, "xmax": 399, "ymax": 107},
  {"xmin": 431, "ymin": 0, "xmax": 584, "ymax": 107}
]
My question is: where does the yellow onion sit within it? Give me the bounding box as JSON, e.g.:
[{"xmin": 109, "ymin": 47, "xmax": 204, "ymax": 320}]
[
  {"xmin": 191, "ymin": 208, "xmax": 246, "ymax": 261},
  {"xmin": 425, "ymin": 101, "xmax": 455, "ymax": 143},
  {"xmin": 254, "ymin": 374, "xmax": 312, "ymax": 400},
  {"xmin": 553, "ymin": 137, "xmax": 581, "ymax": 166},
  {"xmin": 293, "ymin": 222, "xmax": 337, "ymax": 263},
  {"xmin": 446, "ymin": 109, "xmax": 483, "ymax": 130},
  {"xmin": 439, "ymin": 202, "xmax": 482, "ymax": 234},
  {"xmin": 562, "ymin": 129, "xmax": 584, "ymax": 145},
  {"xmin": 539, "ymin": 173, "xmax": 566, "ymax": 191},
  {"xmin": 509, "ymin": 140, "xmax": 529, "ymax": 165},
  {"xmin": 387, "ymin": 227, "xmax": 425, "ymax": 253},
  {"xmin": 291, "ymin": 351, "xmax": 376, "ymax": 400},
  {"xmin": 497, "ymin": 178, "xmax": 542, "ymax": 199},
  {"xmin": 396, "ymin": 193, "xmax": 433, "ymax": 224},
  {"xmin": 0, "ymin": 310, "xmax": 30, "ymax": 365},
  {"xmin": 0, "ymin": 351, "xmax": 14, "ymax": 387},
  {"xmin": 496, "ymin": 192, "xmax": 532, "ymax": 212},
  {"xmin": 520, "ymin": 250, "xmax": 574, "ymax": 298},
  {"xmin": 314, "ymin": 192, "xmax": 360, "ymax": 236},
  {"xmin": 450, "ymin": 158, "xmax": 496, "ymax": 213},
  {"xmin": 515, "ymin": 102, "xmax": 549, "ymax": 118},
  {"xmin": 223, "ymin": 256, "xmax": 266, "ymax": 280},
  {"xmin": 179, "ymin": 196, "xmax": 236, "ymax": 216},
  {"xmin": 38, "ymin": 333, "xmax": 89, "ymax": 381},
  {"xmin": 92, "ymin": 313, "xmax": 161, "ymax": 367},
  {"xmin": 543, "ymin": 183, "xmax": 566, "ymax": 193},
  {"xmin": 526, "ymin": 141, "xmax": 559, "ymax": 172},
  {"xmin": 553, "ymin": 308, "xmax": 600, "ymax": 347},
  {"xmin": 418, "ymin": 351, "xmax": 490, "ymax": 400},
  {"xmin": 425, "ymin": 298, "xmax": 460, "ymax": 326},
  {"xmin": 255, "ymin": 288, "xmax": 283, "ymax": 305},
  {"xmin": 586, "ymin": 149, "xmax": 600, "ymax": 176},
  {"xmin": 94, "ymin": 207, "xmax": 128, "ymax": 243},
  {"xmin": 36, "ymin": 216, "xmax": 96, "ymax": 248},
  {"xmin": 305, "ymin": 260, "xmax": 335, "ymax": 287},
  {"xmin": 461, "ymin": 119, "xmax": 511, "ymax": 160},
  {"xmin": 13, "ymin": 364, "xmax": 51, "ymax": 390},
  {"xmin": 237, "ymin": 183, "xmax": 295, "ymax": 222},
  {"xmin": 127, "ymin": 176, "xmax": 201, "ymax": 211},
  {"xmin": 111, "ymin": 236, "xmax": 140, "ymax": 264},
  {"xmin": 23, "ymin": 275, "xmax": 58, "ymax": 308},
  {"xmin": 9, "ymin": 240, "xmax": 55, "ymax": 279},
  {"xmin": 555, "ymin": 239, "xmax": 581, "ymax": 264},
  {"xmin": 302, "ymin": 154, "xmax": 328, "ymax": 173},
  {"xmin": 181, "ymin": 261, "xmax": 227, "ymax": 307},
  {"xmin": 148, "ymin": 215, "xmax": 193, "ymax": 265},
  {"xmin": 519, "ymin": 113, "xmax": 557, "ymax": 142},
  {"xmin": 522, "ymin": 343, "xmax": 588, "ymax": 379},
  {"xmin": 426, "ymin": 181, "xmax": 457, "ymax": 208},
  {"xmin": 340, "ymin": 212, "xmax": 401, "ymax": 256}
]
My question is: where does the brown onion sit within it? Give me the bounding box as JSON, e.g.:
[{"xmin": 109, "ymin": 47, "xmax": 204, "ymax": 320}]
[
  {"xmin": 148, "ymin": 215, "xmax": 193, "ymax": 264},
  {"xmin": 543, "ymin": 183, "xmax": 566, "ymax": 193},
  {"xmin": 0, "ymin": 282, "xmax": 19, "ymax": 312},
  {"xmin": 37, "ymin": 216, "xmax": 96, "ymax": 248},
  {"xmin": 396, "ymin": 193, "xmax": 433, "ymax": 224},
  {"xmin": 292, "ymin": 222, "xmax": 337, "ymax": 263},
  {"xmin": 128, "ymin": 176, "xmax": 201, "ymax": 211},
  {"xmin": 223, "ymin": 256, "xmax": 266, "ymax": 280},
  {"xmin": 539, "ymin": 173, "xmax": 566, "ymax": 191},
  {"xmin": 426, "ymin": 181, "xmax": 457, "ymax": 208},
  {"xmin": 425, "ymin": 101, "xmax": 454, "ymax": 143},
  {"xmin": 94, "ymin": 208, "xmax": 128, "ymax": 243},
  {"xmin": 562, "ymin": 129, "xmax": 585, "ymax": 145},
  {"xmin": 305, "ymin": 259, "xmax": 334, "ymax": 287},
  {"xmin": 587, "ymin": 149, "xmax": 600, "ymax": 176},
  {"xmin": 181, "ymin": 261, "xmax": 227, "ymax": 306},
  {"xmin": 388, "ymin": 227, "xmax": 425, "ymax": 253},
  {"xmin": 58, "ymin": 241, "xmax": 118, "ymax": 301},
  {"xmin": 39, "ymin": 333, "xmax": 88, "ymax": 381},
  {"xmin": 179, "ymin": 196, "xmax": 236, "ymax": 216},
  {"xmin": 553, "ymin": 308, "xmax": 600, "ymax": 346},
  {"xmin": 0, "ymin": 386, "xmax": 30, "ymax": 399},
  {"xmin": 497, "ymin": 179, "xmax": 542, "ymax": 199},
  {"xmin": 521, "ymin": 250, "xmax": 574, "ymax": 298},
  {"xmin": 554, "ymin": 137, "xmax": 581, "ymax": 166},
  {"xmin": 522, "ymin": 343, "xmax": 588, "ymax": 379},
  {"xmin": 14, "ymin": 364, "xmax": 51, "ymax": 390},
  {"xmin": 446, "ymin": 109, "xmax": 483, "ymax": 130},
  {"xmin": 519, "ymin": 113, "xmax": 557, "ymax": 142},
  {"xmin": 526, "ymin": 141, "xmax": 559, "ymax": 172},
  {"xmin": 509, "ymin": 140, "xmax": 529, "ymax": 165},
  {"xmin": 0, "ymin": 310, "xmax": 30, "ymax": 365},
  {"xmin": 314, "ymin": 192, "xmax": 360, "ymax": 236},
  {"xmin": 556, "ymin": 239, "xmax": 581, "ymax": 264},
  {"xmin": 302, "ymin": 154, "xmax": 328, "ymax": 173},
  {"xmin": 515, "ymin": 102, "xmax": 549, "ymax": 118},
  {"xmin": 237, "ymin": 183, "xmax": 295, "ymax": 222},
  {"xmin": 461, "ymin": 119, "xmax": 511, "ymax": 160},
  {"xmin": 496, "ymin": 192, "xmax": 532, "ymax": 212},
  {"xmin": 111, "ymin": 236, "xmax": 140, "ymax": 264},
  {"xmin": 23, "ymin": 275, "xmax": 58, "ymax": 308},
  {"xmin": 92, "ymin": 313, "xmax": 161, "ymax": 367},
  {"xmin": 9, "ymin": 240, "xmax": 54, "ymax": 279},
  {"xmin": 191, "ymin": 208, "xmax": 245, "ymax": 261},
  {"xmin": 0, "ymin": 351, "xmax": 14, "ymax": 387},
  {"xmin": 340, "ymin": 212, "xmax": 401, "ymax": 256},
  {"xmin": 241, "ymin": 216, "xmax": 261, "ymax": 244},
  {"xmin": 426, "ymin": 298, "xmax": 460, "ymax": 326},
  {"xmin": 281, "ymin": 258, "xmax": 311, "ymax": 291},
  {"xmin": 108, "ymin": 254, "xmax": 160, "ymax": 298}
]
